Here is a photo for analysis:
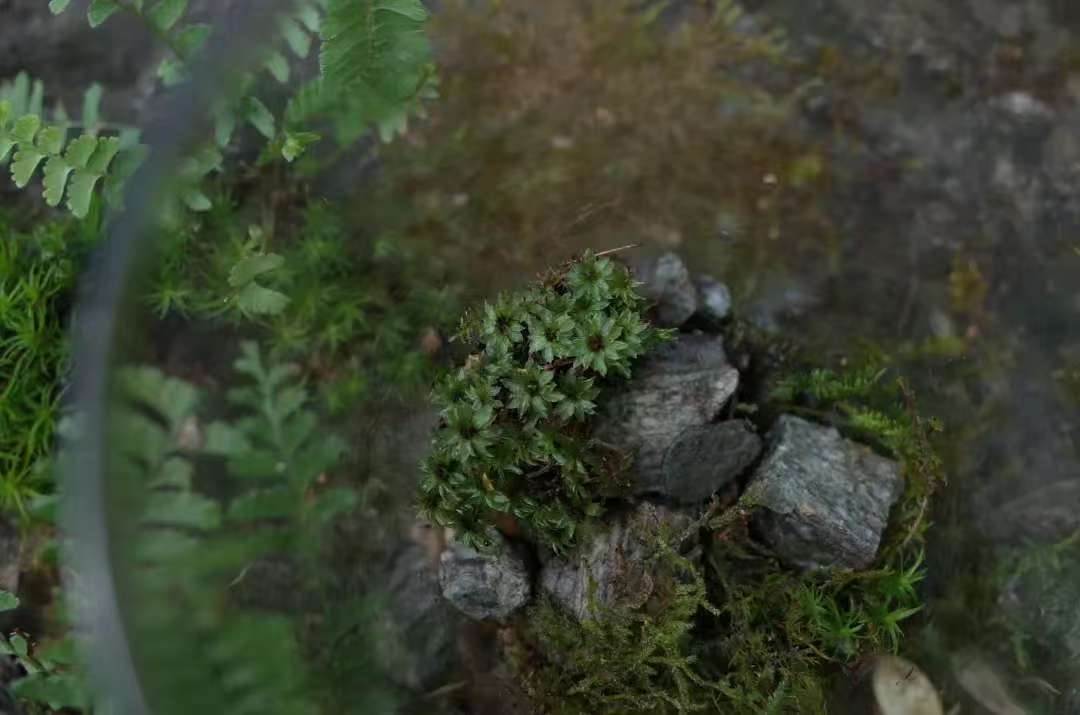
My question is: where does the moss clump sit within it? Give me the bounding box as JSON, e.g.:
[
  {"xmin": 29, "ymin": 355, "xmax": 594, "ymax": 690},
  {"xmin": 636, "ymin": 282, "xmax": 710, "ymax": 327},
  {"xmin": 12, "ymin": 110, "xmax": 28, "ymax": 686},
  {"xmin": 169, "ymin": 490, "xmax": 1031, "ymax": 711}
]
[
  {"xmin": 509, "ymin": 351, "xmax": 944, "ymax": 713},
  {"xmin": 514, "ymin": 543, "xmax": 718, "ymax": 714},
  {"xmin": 0, "ymin": 211, "xmax": 97, "ymax": 515},
  {"xmin": 418, "ymin": 251, "xmax": 670, "ymax": 551}
]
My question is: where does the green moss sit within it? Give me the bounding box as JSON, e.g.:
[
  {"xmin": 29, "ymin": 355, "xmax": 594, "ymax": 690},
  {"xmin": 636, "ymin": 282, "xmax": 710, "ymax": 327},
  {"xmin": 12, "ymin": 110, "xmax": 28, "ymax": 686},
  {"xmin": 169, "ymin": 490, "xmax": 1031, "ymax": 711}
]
[
  {"xmin": 418, "ymin": 251, "xmax": 671, "ymax": 551},
  {"xmin": 514, "ymin": 543, "xmax": 719, "ymax": 714},
  {"xmin": 0, "ymin": 211, "xmax": 98, "ymax": 516}
]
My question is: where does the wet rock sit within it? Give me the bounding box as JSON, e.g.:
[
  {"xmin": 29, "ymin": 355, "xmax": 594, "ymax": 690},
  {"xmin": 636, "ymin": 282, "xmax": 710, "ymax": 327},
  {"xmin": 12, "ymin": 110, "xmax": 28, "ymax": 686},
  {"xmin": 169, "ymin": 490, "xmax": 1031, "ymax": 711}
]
[
  {"xmin": 377, "ymin": 541, "xmax": 462, "ymax": 691},
  {"xmin": 540, "ymin": 501, "xmax": 694, "ymax": 621},
  {"xmin": 656, "ymin": 421, "xmax": 762, "ymax": 505},
  {"xmin": 693, "ymin": 275, "xmax": 733, "ymax": 323},
  {"xmin": 628, "ymin": 252, "xmax": 698, "ymax": 327},
  {"xmin": 991, "ymin": 91, "xmax": 1054, "ymax": 124},
  {"xmin": 747, "ymin": 415, "xmax": 903, "ymax": 571},
  {"xmin": 951, "ymin": 656, "xmax": 1027, "ymax": 715},
  {"xmin": 439, "ymin": 531, "xmax": 531, "ymax": 622},
  {"xmin": 594, "ymin": 334, "xmax": 739, "ymax": 494}
]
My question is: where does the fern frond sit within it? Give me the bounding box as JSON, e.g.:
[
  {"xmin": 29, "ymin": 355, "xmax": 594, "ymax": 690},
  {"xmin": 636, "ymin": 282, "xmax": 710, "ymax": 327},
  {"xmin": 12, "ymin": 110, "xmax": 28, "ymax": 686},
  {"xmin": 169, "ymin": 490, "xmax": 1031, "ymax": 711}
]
[{"xmin": 321, "ymin": 0, "xmax": 430, "ymax": 91}]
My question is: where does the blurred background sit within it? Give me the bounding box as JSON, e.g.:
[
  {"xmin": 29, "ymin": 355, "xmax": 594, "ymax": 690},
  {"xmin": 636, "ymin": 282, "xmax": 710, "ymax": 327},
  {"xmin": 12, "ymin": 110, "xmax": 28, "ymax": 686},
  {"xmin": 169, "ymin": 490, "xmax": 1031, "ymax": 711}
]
[{"xmin": 0, "ymin": 0, "xmax": 1078, "ymax": 712}]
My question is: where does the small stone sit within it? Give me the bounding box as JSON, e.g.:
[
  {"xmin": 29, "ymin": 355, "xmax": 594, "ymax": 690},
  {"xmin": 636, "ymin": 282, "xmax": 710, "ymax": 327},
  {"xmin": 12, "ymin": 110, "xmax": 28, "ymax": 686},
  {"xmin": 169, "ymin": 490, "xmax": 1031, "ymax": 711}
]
[
  {"xmin": 693, "ymin": 275, "xmax": 733, "ymax": 323},
  {"xmin": 594, "ymin": 334, "xmax": 740, "ymax": 495},
  {"xmin": 540, "ymin": 501, "xmax": 693, "ymax": 621},
  {"xmin": 747, "ymin": 415, "xmax": 903, "ymax": 571},
  {"xmin": 629, "ymin": 252, "xmax": 698, "ymax": 327},
  {"xmin": 657, "ymin": 421, "xmax": 762, "ymax": 504},
  {"xmin": 439, "ymin": 530, "xmax": 531, "ymax": 622},
  {"xmin": 871, "ymin": 655, "xmax": 944, "ymax": 715}
]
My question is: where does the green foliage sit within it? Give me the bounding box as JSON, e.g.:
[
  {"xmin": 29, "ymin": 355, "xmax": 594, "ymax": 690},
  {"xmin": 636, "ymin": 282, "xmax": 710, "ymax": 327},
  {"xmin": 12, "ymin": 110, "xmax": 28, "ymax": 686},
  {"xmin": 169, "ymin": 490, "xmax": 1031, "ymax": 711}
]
[
  {"xmin": 0, "ymin": 75, "xmax": 143, "ymax": 218},
  {"xmin": 517, "ymin": 544, "xmax": 720, "ymax": 714},
  {"xmin": 0, "ymin": 213, "xmax": 97, "ymax": 515},
  {"xmin": 112, "ymin": 346, "xmax": 395, "ymax": 714},
  {"xmin": 419, "ymin": 251, "xmax": 670, "ymax": 552},
  {"xmin": 144, "ymin": 198, "xmax": 454, "ymax": 412}
]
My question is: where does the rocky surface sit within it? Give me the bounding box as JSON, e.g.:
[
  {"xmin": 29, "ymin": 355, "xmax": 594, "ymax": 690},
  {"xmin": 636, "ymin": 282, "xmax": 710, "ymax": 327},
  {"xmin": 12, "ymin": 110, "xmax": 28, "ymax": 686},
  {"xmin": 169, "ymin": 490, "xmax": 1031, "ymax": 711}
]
[
  {"xmin": 439, "ymin": 530, "xmax": 532, "ymax": 622},
  {"xmin": 594, "ymin": 333, "xmax": 739, "ymax": 494},
  {"xmin": 376, "ymin": 540, "xmax": 462, "ymax": 691},
  {"xmin": 747, "ymin": 415, "xmax": 903, "ymax": 570},
  {"xmin": 539, "ymin": 501, "xmax": 694, "ymax": 621},
  {"xmin": 657, "ymin": 420, "xmax": 762, "ymax": 505},
  {"xmin": 692, "ymin": 275, "xmax": 733, "ymax": 324},
  {"xmin": 628, "ymin": 252, "xmax": 698, "ymax": 327}
]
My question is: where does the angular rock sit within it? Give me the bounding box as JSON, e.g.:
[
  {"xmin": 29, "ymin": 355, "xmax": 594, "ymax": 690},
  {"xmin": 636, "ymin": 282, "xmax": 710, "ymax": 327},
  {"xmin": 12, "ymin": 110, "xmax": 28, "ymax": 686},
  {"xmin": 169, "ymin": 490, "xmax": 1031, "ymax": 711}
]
[
  {"xmin": 595, "ymin": 334, "xmax": 740, "ymax": 495},
  {"xmin": 540, "ymin": 501, "xmax": 693, "ymax": 621},
  {"xmin": 376, "ymin": 540, "xmax": 462, "ymax": 691},
  {"xmin": 693, "ymin": 275, "xmax": 733, "ymax": 323},
  {"xmin": 657, "ymin": 421, "xmax": 762, "ymax": 505},
  {"xmin": 747, "ymin": 415, "xmax": 903, "ymax": 571},
  {"xmin": 628, "ymin": 252, "xmax": 697, "ymax": 327},
  {"xmin": 439, "ymin": 530, "xmax": 531, "ymax": 621}
]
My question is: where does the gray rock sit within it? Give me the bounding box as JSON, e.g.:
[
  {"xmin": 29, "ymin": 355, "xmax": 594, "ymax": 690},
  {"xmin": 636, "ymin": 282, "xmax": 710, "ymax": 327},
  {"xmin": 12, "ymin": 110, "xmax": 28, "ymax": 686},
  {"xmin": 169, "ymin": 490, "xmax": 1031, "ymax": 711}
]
[
  {"xmin": 629, "ymin": 252, "xmax": 698, "ymax": 327},
  {"xmin": 747, "ymin": 415, "xmax": 904, "ymax": 571},
  {"xmin": 693, "ymin": 275, "xmax": 733, "ymax": 323},
  {"xmin": 376, "ymin": 541, "xmax": 462, "ymax": 691},
  {"xmin": 540, "ymin": 501, "xmax": 694, "ymax": 621},
  {"xmin": 438, "ymin": 531, "xmax": 531, "ymax": 621},
  {"xmin": 999, "ymin": 566, "xmax": 1080, "ymax": 662},
  {"xmin": 657, "ymin": 421, "xmax": 762, "ymax": 504},
  {"xmin": 594, "ymin": 334, "xmax": 740, "ymax": 495}
]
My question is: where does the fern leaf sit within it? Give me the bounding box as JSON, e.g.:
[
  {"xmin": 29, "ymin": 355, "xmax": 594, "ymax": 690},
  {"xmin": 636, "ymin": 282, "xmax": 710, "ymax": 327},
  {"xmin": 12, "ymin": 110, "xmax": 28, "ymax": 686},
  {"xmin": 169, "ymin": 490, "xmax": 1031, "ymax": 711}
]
[
  {"xmin": 42, "ymin": 157, "xmax": 74, "ymax": 207},
  {"xmin": 147, "ymin": 0, "xmax": 189, "ymax": 32},
  {"xmin": 320, "ymin": 0, "xmax": 432, "ymax": 100},
  {"xmin": 49, "ymin": 0, "xmax": 72, "ymax": 13},
  {"xmin": 88, "ymin": 0, "xmax": 122, "ymax": 27}
]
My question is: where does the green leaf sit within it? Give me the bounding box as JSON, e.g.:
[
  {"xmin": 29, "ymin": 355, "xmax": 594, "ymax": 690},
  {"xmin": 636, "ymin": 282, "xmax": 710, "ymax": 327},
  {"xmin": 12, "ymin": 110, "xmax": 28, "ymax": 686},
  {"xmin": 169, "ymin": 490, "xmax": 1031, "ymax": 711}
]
[
  {"xmin": 82, "ymin": 83, "xmax": 103, "ymax": 135},
  {"xmin": 180, "ymin": 188, "xmax": 212, "ymax": 212},
  {"xmin": 264, "ymin": 51, "xmax": 291, "ymax": 84},
  {"xmin": 67, "ymin": 170, "xmax": 102, "ymax": 218},
  {"xmin": 242, "ymin": 96, "xmax": 276, "ymax": 139},
  {"xmin": 213, "ymin": 107, "xmax": 236, "ymax": 147},
  {"xmin": 12, "ymin": 114, "xmax": 40, "ymax": 143},
  {"xmin": 144, "ymin": 491, "xmax": 220, "ymax": 530},
  {"xmin": 35, "ymin": 126, "xmax": 65, "ymax": 155},
  {"xmin": 374, "ymin": 0, "xmax": 429, "ymax": 22},
  {"xmin": 296, "ymin": 4, "xmax": 321, "ymax": 33},
  {"xmin": 278, "ymin": 16, "xmax": 312, "ymax": 58},
  {"xmin": 49, "ymin": 0, "xmax": 72, "ymax": 13},
  {"xmin": 42, "ymin": 156, "xmax": 74, "ymax": 207},
  {"xmin": 228, "ymin": 487, "xmax": 293, "ymax": 522},
  {"xmin": 281, "ymin": 131, "xmax": 320, "ymax": 162},
  {"xmin": 11, "ymin": 673, "xmax": 90, "ymax": 712},
  {"xmin": 203, "ymin": 421, "xmax": 252, "ymax": 457},
  {"xmin": 176, "ymin": 23, "xmax": 212, "ymax": 56},
  {"xmin": 86, "ymin": 136, "xmax": 121, "ymax": 173},
  {"xmin": 147, "ymin": 0, "xmax": 188, "ymax": 32},
  {"xmin": 64, "ymin": 135, "xmax": 98, "ymax": 169},
  {"xmin": 11, "ymin": 146, "xmax": 46, "ymax": 188},
  {"xmin": 157, "ymin": 58, "xmax": 188, "ymax": 87},
  {"xmin": 236, "ymin": 283, "xmax": 290, "ymax": 316},
  {"xmin": 0, "ymin": 590, "xmax": 19, "ymax": 612},
  {"xmin": 88, "ymin": 0, "xmax": 122, "ymax": 27},
  {"xmin": 229, "ymin": 254, "xmax": 285, "ymax": 288}
]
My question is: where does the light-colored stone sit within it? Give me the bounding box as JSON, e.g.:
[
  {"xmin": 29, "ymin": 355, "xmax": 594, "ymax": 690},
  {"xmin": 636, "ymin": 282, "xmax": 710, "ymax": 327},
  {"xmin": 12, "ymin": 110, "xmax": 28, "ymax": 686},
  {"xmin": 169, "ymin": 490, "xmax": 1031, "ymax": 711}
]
[
  {"xmin": 747, "ymin": 415, "xmax": 903, "ymax": 570},
  {"xmin": 439, "ymin": 530, "xmax": 531, "ymax": 621},
  {"xmin": 539, "ymin": 501, "xmax": 693, "ymax": 621}
]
